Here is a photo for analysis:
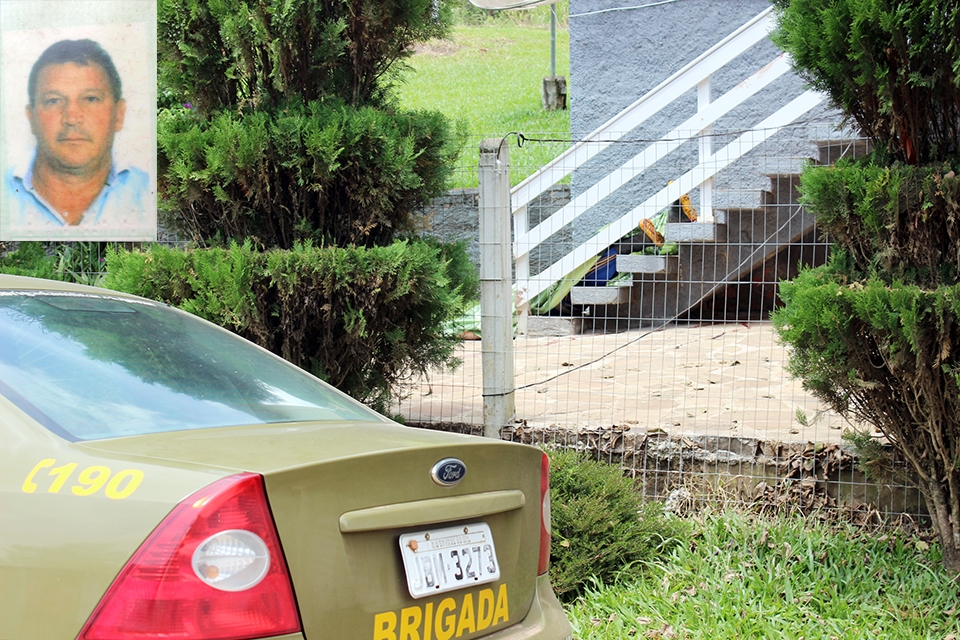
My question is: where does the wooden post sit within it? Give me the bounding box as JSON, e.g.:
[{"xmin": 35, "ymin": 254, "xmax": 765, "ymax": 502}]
[
  {"xmin": 698, "ymin": 77, "xmax": 715, "ymax": 222},
  {"xmin": 478, "ymin": 139, "xmax": 515, "ymax": 438}
]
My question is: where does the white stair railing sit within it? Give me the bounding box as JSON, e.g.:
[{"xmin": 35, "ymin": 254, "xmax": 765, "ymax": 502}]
[
  {"xmin": 510, "ymin": 6, "xmax": 826, "ymax": 311},
  {"xmin": 520, "ymin": 90, "xmax": 825, "ymax": 303}
]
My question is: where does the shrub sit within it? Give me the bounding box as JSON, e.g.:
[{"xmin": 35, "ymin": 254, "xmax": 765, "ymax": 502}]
[
  {"xmin": 152, "ymin": 0, "xmax": 471, "ymax": 406},
  {"xmin": 772, "ymin": 0, "xmax": 960, "ymax": 165},
  {"xmin": 547, "ymin": 449, "xmax": 688, "ymax": 601},
  {"xmin": 158, "ymin": 99, "xmax": 460, "ymax": 248},
  {"xmin": 158, "ymin": 0, "xmax": 451, "ymax": 113},
  {"xmin": 773, "ymin": 0, "xmax": 960, "ymax": 573},
  {"xmin": 0, "ymin": 243, "xmax": 58, "ymax": 280},
  {"xmin": 0, "ymin": 242, "xmax": 107, "ymax": 285},
  {"xmin": 103, "ymin": 239, "xmax": 474, "ymax": 410},
  {"xmin": 797, "ymin": 159, "xmax": 960, "ymax": 287},
  {"xmin": 157, "ymin": 0, "xmax": 461, "ymax": 249}
]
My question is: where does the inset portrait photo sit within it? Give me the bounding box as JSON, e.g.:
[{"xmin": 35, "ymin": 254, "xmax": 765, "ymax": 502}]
[{"xmin": 0, "ymin": 3, "xmax": 157, "ymax": 241}]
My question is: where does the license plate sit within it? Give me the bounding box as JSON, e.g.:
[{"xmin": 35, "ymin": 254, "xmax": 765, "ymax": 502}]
[{"xmin": 399, "ymin": 522, "xmax": 500, "ymax": 599}]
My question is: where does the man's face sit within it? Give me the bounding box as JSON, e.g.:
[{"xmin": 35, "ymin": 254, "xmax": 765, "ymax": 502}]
[{"xmin": 26, "ymin": 61, "xmax": 125, "ymax": 176}]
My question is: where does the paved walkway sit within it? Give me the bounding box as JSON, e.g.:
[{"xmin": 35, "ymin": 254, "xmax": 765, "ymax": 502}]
[{"xmin": 398, "ymin": 321, "xmax": 853, "ymax": 444}]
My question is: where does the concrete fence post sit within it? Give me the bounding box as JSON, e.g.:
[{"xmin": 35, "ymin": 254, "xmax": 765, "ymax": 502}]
[{"xmin": 478, "ymin": 139, "xmax": 515, "ymax": 438}]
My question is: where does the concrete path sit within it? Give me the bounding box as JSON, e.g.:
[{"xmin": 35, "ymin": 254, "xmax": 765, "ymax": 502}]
[{"xmin": 398, "ymin": 321, "xmax": 857, "ymax": 444}]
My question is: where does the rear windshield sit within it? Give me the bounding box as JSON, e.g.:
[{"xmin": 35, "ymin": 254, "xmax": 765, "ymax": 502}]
[{"xmin": 0, "ymin": 291, "xmax": 385, "ymax": 441}]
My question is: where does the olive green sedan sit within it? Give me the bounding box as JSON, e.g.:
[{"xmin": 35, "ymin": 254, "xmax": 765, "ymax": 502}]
[{"xmin": 0, "ymin": 274, "xmax": 572, "ymax": 640}]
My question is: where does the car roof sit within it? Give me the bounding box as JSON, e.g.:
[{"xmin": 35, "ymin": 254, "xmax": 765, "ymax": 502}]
[{"xmin": 0, "ymin": 274, "xmax": 141, "ymax": 298}]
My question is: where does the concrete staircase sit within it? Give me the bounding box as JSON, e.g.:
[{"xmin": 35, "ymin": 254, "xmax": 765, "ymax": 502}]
[{"xmin": 527, "ymin": 140, "xmax": 866, "ymax": 335}]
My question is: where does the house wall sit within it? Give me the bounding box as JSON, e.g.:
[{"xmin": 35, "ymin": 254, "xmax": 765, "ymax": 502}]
[
  {"xmin": 421, "ymin": 1, "xmax": 850, "ymax": 280},
  {"xmin": 566, "ymin": 0, "xmax": 841, "ymax": 244},
  {"xmin": 570, "ymin": 0, "xmax": 778, "ymax": 137}
]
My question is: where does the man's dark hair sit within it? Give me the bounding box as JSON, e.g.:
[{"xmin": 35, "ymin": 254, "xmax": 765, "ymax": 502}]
[{"xmin": 28, "ymin": 39, "xmax": 122, "ymax": 106}]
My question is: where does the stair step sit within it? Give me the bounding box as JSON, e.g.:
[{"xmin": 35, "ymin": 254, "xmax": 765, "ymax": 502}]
[
  {"xmin": 570, "ymin": 282, "xmax": 632, "ymax": 305},
  {"xmin": 763, "ymin": 173, "xmax": 803, "ymax": 206},
  {"xmin": 665, "ymin": 222, "xmax": 726, "ymax": 242},
  {"xmin": 616, "ymin": 254, "xmax": 678, "ymax": 275},
  {"xmin": 525, "ymin": 316, "xmax": 580, "ymax": 337},
  {"xmin": 816, "ymin": 138, "xmax": 871, "ymax": 166},
  {"xmin": 715, "ymin": 207, "xmax": 766, "ymax": 221}
]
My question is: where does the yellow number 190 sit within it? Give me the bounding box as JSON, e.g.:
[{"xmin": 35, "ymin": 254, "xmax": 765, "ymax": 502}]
[{"xmin": 21, "ymin": 458, "xmax": 144, "ymax": 499}]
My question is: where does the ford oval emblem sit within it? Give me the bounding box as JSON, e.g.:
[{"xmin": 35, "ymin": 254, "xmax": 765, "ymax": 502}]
[{"xmin": 431, "ymin": 458, "xmax": 467, "ymax": 487}]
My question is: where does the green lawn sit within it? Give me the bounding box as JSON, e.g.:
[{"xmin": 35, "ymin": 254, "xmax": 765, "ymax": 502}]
[
  {"xmin": 396, "ymin": 22, "xmax": 571, "ymax": 187},
  {"xmin": 566, "ymin": 510, "xmax": 960, "ymax": 639}
]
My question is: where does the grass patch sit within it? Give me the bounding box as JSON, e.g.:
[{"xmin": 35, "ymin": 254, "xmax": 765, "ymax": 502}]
[
  {"xmin": 396, "ymin": 22, "xmax": 570, "ymax": 187},
  {"xmin": 566, "ymin": 509, "xmax": 960, "ymax": 639}
]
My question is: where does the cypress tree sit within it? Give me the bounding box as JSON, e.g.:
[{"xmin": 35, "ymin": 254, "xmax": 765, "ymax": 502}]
[{"xmin": 772, "ymin": 0, "xmax": 960, "ymax": 571}]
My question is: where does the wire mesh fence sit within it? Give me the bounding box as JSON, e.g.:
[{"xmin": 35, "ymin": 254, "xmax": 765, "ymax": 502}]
[
  {"xmin": 0, "ymin": 124, "xmax": 928, "ymax": 524},
  {"xmin": 402, "ymin": 124, "xmax": 929, "ymax": 524}
]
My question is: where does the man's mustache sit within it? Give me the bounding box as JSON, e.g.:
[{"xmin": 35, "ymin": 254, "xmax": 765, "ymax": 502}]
[{"xmin": 56, "ymin": 129, "xmax": 93, "ymax": 142}]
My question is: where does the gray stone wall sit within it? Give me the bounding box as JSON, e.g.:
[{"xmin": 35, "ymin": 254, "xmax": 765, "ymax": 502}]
[
  {"xmin": 418, "ymin": 185, "xmax": 571, "ymax": 276},
  {"xmin": 418, "ymin": 189, "xmax": 480, "ymax": 262}
]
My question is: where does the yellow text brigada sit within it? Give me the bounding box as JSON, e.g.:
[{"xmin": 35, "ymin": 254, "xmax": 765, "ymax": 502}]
[{"xmin": 374, "ymin": 584, "xmax": 509, "ymax": 640}]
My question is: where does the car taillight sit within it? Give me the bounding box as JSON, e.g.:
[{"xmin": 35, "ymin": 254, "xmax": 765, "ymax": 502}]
[
  {"xmin": 78, "ymin": 473, "xmax": 302, "ymax": 640},
  {"xmin": 538, "ymin": 452, "xmax": 551, "ymax": 575}
]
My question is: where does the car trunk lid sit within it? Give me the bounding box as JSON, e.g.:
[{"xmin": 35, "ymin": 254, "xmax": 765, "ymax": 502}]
[{"xmin": 81, "ymin": 422, "xmax": 545, "ymax": 640}]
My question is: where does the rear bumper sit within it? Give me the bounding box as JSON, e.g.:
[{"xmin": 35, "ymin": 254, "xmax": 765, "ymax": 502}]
[
  {"xmin": 272, "ymin": 575, "xmax": 570, "ymax": 640},
  {"xmin": 485, "ymin": 574, "xmax": 572, "ymax": 640}
]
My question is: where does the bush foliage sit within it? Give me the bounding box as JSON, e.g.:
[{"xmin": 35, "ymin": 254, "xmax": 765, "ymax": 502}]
[
  {"xmin": 772, "ymin": 0, "xmax": 960, "ymax": 165},
  {"xmin": 776, "ymin": 252, "xmax": 960, "ymax": 414},
  {"xmin": 159, "ymin": 99, "xmax": 458, "ymax": 248},
  {"xmin": 0, "ymin": 242, "xmax": 109, "ymax": 286},
  {"xmin": 798, "ymin": 160, "xmax": 960, "ymax": 287},
  {"xmin": 0, "ymin": 243, "xmax": 58, "ymax": 280},
  {"xmin": 144, "ymin": 0, "xmax": 473, "ymax": 408},
  {"xmin": 158, "ymin": 0, "xmax": 451, "ymax": 113},
  {"xmin": 157, "ymin": 0, "xmax": 460, "ymax": 248},
  {"xmin": 547, "ymin": 449, "xmax": 687, "ymax": 601},
  {"xmin": 773, "ymin": 0, "xmax": 960, "ymax": 572},
  {"xmin": 103, "ymin": 240, "xmax": 476, "ymax": 410}
]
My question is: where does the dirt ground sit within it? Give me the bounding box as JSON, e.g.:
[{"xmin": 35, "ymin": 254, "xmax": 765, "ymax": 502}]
[{"xmin": 398, "ymin": 321, "xmax": 862, "ymax": 444}]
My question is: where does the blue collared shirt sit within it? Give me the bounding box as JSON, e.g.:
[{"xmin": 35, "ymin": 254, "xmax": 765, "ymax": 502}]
[{"xmin": 5, "ymin": 153, "xmax": 150, "ymax": 229}]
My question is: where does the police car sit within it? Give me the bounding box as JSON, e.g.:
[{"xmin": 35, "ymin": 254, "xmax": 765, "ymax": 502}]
[{"xmin": 0, "ymin": 275, "xmax": 572, "ymax": 640}]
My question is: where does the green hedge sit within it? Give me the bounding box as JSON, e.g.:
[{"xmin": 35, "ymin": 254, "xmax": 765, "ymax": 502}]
[
  {"xmin": 0, "ymin": 243, "xmax": 58, "ymax": 280},
  {"xmin": 548, "ymin": 449, "xmax": 688, "ymax": 602},
  {"xmin": 773, "ymin": 0, "xmax": 960, "ymax": 573},
  {"xmin": 103, "ymin": 239, "xmax": 474, "ymax": 410},
  {"xmin": 799, "ymin": 158, "xmax": 960, "ymax": 286},
  {"xmin": 157, "ymin": 0, "xmax": 460, "ymax": 250},
  {"xmin": 158, "ymin": 99, "xmax": 460, "ymax": 249},
  {"xmin": 773, "ymin": 0, "xmax": 960, "ymax": 164},
  {"xmin": 775, "ymin": 252, "xmax": 960, "ymax": 409}
]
